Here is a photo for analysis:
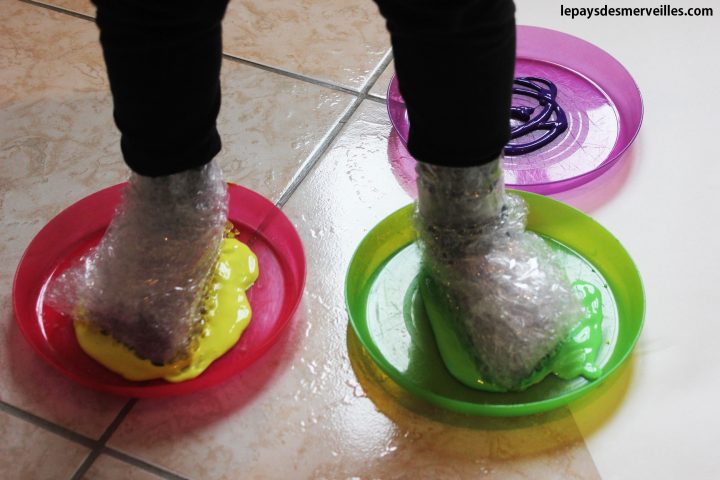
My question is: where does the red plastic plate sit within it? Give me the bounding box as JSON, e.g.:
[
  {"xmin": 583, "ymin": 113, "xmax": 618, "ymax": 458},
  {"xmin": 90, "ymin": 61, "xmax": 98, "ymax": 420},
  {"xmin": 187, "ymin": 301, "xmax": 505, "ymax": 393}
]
[{"xmin": 12, "ymin": 183, "xmax": 306, "ymax": 398}]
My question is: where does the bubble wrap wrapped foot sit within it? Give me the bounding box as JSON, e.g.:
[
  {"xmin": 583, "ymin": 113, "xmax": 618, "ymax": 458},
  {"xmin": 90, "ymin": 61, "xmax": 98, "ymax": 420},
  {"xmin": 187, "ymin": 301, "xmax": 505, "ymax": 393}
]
[
  {"xmin": 47, "ymin": 162, "xmax": 228, "ymax": 365},
  {"xmin": 416, "ymin": 158, "xmax": 583, "ymax": 390}
]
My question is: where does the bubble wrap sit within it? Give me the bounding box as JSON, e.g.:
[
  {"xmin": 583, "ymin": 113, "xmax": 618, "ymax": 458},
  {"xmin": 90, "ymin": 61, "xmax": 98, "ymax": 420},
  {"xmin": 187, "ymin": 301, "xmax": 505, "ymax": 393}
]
[
  {"xmin": 47, "ymin": 161, "xmax": 227, "ymax": 365},
  {"xmin": 415, "ymin": 158, "xmax": 583, "ymax": 390}
]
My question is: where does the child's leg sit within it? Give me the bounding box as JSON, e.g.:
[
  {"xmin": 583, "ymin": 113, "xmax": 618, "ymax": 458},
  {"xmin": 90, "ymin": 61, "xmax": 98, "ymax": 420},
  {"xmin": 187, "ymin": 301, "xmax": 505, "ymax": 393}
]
[
  {"xmin": 93, "ymin": 0, "xmax": 230, "ymax": 176},
  {"xmin": 48, "ymin": 0, "xmax": 232, "ymax": 364},
  {"xmin": 374, "ymin": 0, "xmax": 582, "ymax": 388},
  {"xmin": 374, "ymin": 0, "xmax": 516, "ymax": 166}
]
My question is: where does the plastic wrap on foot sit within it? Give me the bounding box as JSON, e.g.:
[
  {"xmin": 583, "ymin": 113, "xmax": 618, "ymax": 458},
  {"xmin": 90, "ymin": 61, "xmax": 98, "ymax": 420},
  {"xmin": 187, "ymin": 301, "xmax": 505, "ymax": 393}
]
[
  {"xmin": 415, "ymin": 160, "xmax": 583, "ymax": 390},
  {"xmin": 46, "ymin": 161, "xmax": 228, "ymax": 365}
]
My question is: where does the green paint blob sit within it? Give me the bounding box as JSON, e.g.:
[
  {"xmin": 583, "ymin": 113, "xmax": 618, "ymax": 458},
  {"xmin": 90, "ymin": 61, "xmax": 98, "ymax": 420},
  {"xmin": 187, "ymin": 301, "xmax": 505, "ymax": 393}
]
[
  {"xmin": 421, "ymin": 275, "xmax": 606, "ymax": 393},
  {"xmin": 550, "ymin": 281, "xmax": 604, "ymax": 381}
]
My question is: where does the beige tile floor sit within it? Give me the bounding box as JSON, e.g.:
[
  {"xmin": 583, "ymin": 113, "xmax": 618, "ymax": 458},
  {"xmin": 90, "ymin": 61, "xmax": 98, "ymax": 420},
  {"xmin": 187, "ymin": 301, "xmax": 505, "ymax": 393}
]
[
  {"xmin": 82, "ymin": 455, "xmax": 164, "ymax": 480},
  {"xmin": 5, "ymin": 0, "xmax": 718, "ymax": 479},
  {"xmin": 32, "ymin": 0, "xmax": 391, "ymax": 92},
  {"xmin": 0, "ymin": 2, "xmax": 597, "ymax": 478},
  {"xmin": 0, "ymin": 410, "xmax": 90, "ymax": 479}
]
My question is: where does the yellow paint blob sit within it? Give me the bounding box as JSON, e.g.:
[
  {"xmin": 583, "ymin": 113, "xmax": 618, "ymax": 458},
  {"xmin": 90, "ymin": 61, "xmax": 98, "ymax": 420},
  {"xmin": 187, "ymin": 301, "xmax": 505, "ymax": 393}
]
[{"xmin": 74, "ymin": 237, "xmax": 259, "ymax": 382}]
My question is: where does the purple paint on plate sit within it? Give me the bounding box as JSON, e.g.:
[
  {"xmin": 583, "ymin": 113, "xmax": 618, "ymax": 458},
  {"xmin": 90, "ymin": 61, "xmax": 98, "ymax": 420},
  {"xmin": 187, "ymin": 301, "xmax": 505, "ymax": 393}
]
[
  {"xmin": 506, "ymin": 77, "xmax": 568, "ymax": 156},
  {"xmin": 387, "ymin": 26, "xmax": 644, "ymax": 195}
]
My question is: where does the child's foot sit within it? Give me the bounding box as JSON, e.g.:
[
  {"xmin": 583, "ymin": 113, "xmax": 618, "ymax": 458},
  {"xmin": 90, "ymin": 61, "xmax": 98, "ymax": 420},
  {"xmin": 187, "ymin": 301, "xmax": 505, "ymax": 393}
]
[
  {"xmin": 48, "ymin": 161, "xmax": 227, "ymax": 365},
  {"xmin": 415, "ymin": 158, "xmax": 582, "ymax": 389}
]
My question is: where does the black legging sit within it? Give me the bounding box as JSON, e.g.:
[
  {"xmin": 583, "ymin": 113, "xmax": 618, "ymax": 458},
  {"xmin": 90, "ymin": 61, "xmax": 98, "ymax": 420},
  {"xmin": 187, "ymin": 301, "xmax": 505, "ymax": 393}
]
[{"xmin": 92, "ymin": 0, "xmax": 515, "ymax": 177}]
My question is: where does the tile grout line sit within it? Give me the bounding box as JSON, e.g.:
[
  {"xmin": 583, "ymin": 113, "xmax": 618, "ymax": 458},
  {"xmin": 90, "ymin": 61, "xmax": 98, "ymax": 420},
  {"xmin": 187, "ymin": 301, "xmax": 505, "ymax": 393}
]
[
  {"xmin": 0, "ymin": 400, "xmax": 97, "ymax": 448},
  {"xmin": 103, "ymin": 448, "xmax": 192, "ymax": 480},
  {"xmin": 221, "ymin": 53, "xmax": 361, "ymax": 97},
  {"xmin": 69, "ymin": 399, "xmax": 137, "ymax": 480},
  {"xmin": 273, "ymin": 96, "xmax": 363, "ymax": 208},
  {"xmin": 274, "ymin": 49, "xmax": 394, "ymax": 208},
  {"xmin": 361, "ymin": 48, "xmax": 394, "ymax": 104},
  {"xmin": 360, "ymin": 49, "xmax": 394, "ymax": 98},
  {"xmin": 365, "ymin": 94, "xmax": 388, "ymax": 104},
  {"xmin": 19, "ymin": 0, "xmax": 95, "ymax": 22},
  {"xmin": 0, "ymin": 399, "xmax": 191, "ymax": 479}
]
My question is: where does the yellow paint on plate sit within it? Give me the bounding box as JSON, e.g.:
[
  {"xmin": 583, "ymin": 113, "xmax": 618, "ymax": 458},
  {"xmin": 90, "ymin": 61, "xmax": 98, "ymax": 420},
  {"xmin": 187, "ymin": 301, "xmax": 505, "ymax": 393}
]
[{"xmin": 74, "ymin": 237, "xmax": 259, "ymax": 382}]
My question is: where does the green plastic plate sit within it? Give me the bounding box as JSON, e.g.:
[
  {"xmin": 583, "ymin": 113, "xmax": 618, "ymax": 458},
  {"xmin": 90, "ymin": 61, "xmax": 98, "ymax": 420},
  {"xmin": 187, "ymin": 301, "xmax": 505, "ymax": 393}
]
[{"xmin": 345, "ymin": 191, "xmax": 644, "ymax": 416}]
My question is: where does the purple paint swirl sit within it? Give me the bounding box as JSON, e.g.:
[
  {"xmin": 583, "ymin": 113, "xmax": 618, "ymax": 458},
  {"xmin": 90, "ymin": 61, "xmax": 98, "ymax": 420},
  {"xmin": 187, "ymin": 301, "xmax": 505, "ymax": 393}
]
[{"xmin": 505, "ymin": 77, "xmax": 568, "ymax": 156}]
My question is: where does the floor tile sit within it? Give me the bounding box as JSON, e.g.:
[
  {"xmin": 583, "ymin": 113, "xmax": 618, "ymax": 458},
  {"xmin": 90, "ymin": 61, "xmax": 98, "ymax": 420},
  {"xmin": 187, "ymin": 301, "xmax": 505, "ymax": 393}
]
[
  {"xmin": 0, "ymin": 410, "xmax": 90, "ymax": 480},
  {"xmin": 82, "ymin": 455, "xmax": 163, "ymax": 480},
  {"xmin": 223, "ymin": 0, "xmax": 390, "ymax": 90},
  {"xmin": 33, "ymin": 0, "xmax": 392, "ymax": 91},
  {"xmin": 215, "ymin": 61, "xmax": 354, "ymax": 197},
  {"xmin": 106, "ymin": 101, "xmax": 599, "ymax": 479}
]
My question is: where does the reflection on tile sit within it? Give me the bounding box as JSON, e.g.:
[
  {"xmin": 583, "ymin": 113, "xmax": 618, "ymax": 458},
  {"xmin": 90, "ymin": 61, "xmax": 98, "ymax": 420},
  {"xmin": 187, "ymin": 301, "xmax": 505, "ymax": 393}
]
[
  {"xmin": 369, "ymin": 60, "xmax": 394, "ymax": 99},
  {"xmin": 223, "ymin": 0, "xmax": 390, "ymax": 90},
  {"xmin": 83, "ymin": 455, "xmax": 163, "ymax": 480},
  {"xmin": 0, "ymin": 410, "xmax": 89, "ymax": 480},
  {"xmin": 107, "ymin": 101, "xmax": 598, "ymax": 478}
]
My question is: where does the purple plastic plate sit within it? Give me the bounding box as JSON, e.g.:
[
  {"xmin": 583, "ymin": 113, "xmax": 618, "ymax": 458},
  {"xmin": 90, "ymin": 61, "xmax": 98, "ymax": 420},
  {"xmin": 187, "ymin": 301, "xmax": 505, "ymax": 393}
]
[{"xmin": 387, "ymin": 26, "xmax": 643, "ymax": 194}]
